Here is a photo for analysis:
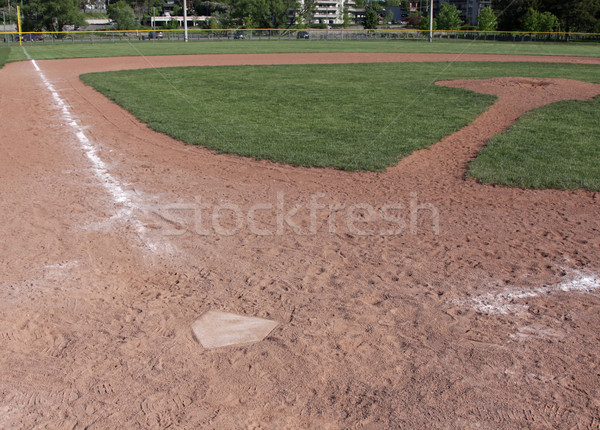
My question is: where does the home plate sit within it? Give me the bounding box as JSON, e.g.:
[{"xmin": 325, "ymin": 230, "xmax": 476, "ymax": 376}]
[{"xmin": 192, "ymin": 310, "xmax": 278, "ymax": 349}]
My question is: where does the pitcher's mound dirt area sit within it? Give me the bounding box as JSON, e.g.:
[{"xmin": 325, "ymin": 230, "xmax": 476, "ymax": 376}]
[{"xmin": 1, "ymin": 53, "xmax": 600, "ymax": 428}]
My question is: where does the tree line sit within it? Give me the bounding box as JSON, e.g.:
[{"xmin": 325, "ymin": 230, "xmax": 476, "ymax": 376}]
[
  {"xmin": 1, "ymin": 0, "xmax": 598, "ymax": 33},
  {"xmin": 493, "ymin": 0, "xmax": 600, "ymax": 33}
]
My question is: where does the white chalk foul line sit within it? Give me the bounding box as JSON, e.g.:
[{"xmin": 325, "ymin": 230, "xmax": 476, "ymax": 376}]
[
  {"xmin": 456, "ymin": 270, "xmax": 600, "ymax": 315},
  {"xmin": 28, "ymin": 53, "xmax": 170, "ymax": 254}
]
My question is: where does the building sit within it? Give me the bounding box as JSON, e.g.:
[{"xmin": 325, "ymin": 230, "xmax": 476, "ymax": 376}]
[
  {"xmin": 436, "ymin": 0, "xmax": 492, "ymax": 25},
  {"xmin": 381, "ymin": 7, "xmax": 411, "ymax": 24},
  {"xmin": 142, "ymin": 15, "xmax": 209, "ymax": 29},
  {"xmin": 299, "ymin": 0, "xmax": 361, "ymax": 25}
]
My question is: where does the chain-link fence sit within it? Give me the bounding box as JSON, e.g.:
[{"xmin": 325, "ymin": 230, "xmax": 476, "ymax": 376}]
[{"xmin": 2, "ymin": 28, "xmax": 600, "ymax": 45}]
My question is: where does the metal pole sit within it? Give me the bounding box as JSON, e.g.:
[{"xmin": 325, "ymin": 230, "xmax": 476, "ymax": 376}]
[
  {"xmin": 428, "ymin": 0, "xmax": 433, "ymax": 42},
  {"xmin": 183, "ymin": 0, "xmax": 188, "ymax": 42},
  {"xmin": 16, "ymin": 5, "xmax": 21, "ymax": 46}
]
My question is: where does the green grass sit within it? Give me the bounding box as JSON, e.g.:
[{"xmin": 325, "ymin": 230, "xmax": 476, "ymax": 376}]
[
  {"xmin": 81, "ymin": 61, "xmax": 600, "ymax": 173},
  {"xmin": 8, "ymin": 38, "xmax": 600, "ymax": 62},
  {"xmin": 0, "ymin": 47, "xmax": 10, "ymax": 69},
  {"xmin": 468, "ymin": 97, "xmax": 600, "ymax": 191}
]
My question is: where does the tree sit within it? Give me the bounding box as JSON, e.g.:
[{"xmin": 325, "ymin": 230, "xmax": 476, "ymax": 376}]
[
  {"xmin": 384, "ymin": 8, "xmax": 394, "ymax": 24},
  {"xmin": 492, "ymin": 0, "xmax": 538, "ymax": 31},
  {"xmin": 166, "ymin": 17, "xmax": 180, "ymax": 28},
  {"xmin": 230, "ymin": 0, "xmax": 298, "ymax": 28},
  {"xmin": 538, "ymin": 10, "xmax": 558, "ymax": 31},
  {"xmin": 108, "ymin": 0, "xmax": 138, "ymax": 30},
  {"xmin": 364, "ymin": 6, "xmax": 378, "ymax": 29},
  {"xmin": 477, "ymin": 6, "xmax": 497, "ymax": 31},
  {"xmin": 298, "ymin": 0, "xmax": 316, "ymax": 25},
  {"xmin": 437, "ymin": 2, "xmax": 462, "ymax": 30},
  {"xmin": 493, "ymin": 0, "xmax": 598, "ymax": 32},
  {"xmin": 0, "ymin": 0, "xmax": 17, "ymax": 25},
  {"xmin": 522, "ymin": 7, "xmax": 539, "ymax": 31},
  {"xmin": 192, "ymin": 1, "xmax": 229, "ymax": 16},
  {"xmin": 406, "ymin": 11, "xmax": 422, "ymax": 28},
  {"xmin": 550, "ymin": 0, "xmax": 598, "ymax": 32},
  {"xmin": 241, "ymin": 15, "xmax": 256, "ymax": 28},
  {"xmin": 383, "ymin": 0, "xmax": 409, "ymax": 8},
  {"xmin": 342, "ymin": 6, "xmax": 351, "ymax": 27},
  {"xmin": 419, "ymin": 14, "xmax": 436, "ymax": 30},
  {"xmin": 22, "ymin": 0, "xmax": 86, "ymax": 32},
  {"xmin": 541, "ymin": 0, "xmax": 599, "ymax": 32},
  {"xmin": 522, "ymin": 7, "xmax": 558, "ymax": 32}
]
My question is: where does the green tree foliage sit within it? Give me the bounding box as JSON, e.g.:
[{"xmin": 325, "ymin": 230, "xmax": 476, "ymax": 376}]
[
  {"xmin": 0, "ymin": 0, "xmax": 17, "ymax": 25},
  {"xmin": 192, "ymin": 1, "xmax": 230, "ymax": 17},
  {"xmin": 384, "ymin": 8, "xmax": 394, "ymax": 23},
  {"xmin": 477, "ymin": 6, "xmax": 497, "ymax": 31},
  {"xmin": 538, "ymin": 10, "xmax": 559, "ymax": 31},
  {"xmin": 241, "ymin": 14, "xmax": 256, "ymax": 27},
  {"xmin": 108, "ymin": 0, "xmax": 138, "ymax": 30},
  {"xmin": 166, "ymin": 17, "xmax": 180, "ymax": 28},
  {"xmin": 437, "ymin": 2, "xmax": 462, "ymax": 30},
  {"xmin": 147, "ymin": 0, "xmax": 164, "ymax": 16},
  {"xmin": 492, "ymin": 0, "xmax": 537, "ymax": 31},
  {"xmin": 493, "ymin": 0, "xmax": 599, "ymax": 32},
  {"xmin": 383, "ymin": 0, "xmax": 408, "ymax": 7},
  {"xmin": 364, "ymin": 6, "xmax": 378, "ymax": 29},
  {"xmin": 342, "ymin": 6, "xmax": 351, "ymax": 27},
  {"xmin": 406, "ymin": 11, "xmax": 422, "ymax": 28},
  {"xmin": 22, "ymin": 0, "xmax": 86, "ymax": 31},
  {"xmin": 522, "ymin": 7, "xmax": 559, "ymax": 31},
  {"xmin": 522, "ymin": 7, "xmax": 539, "ymax": 30},
  {"xmin": 545, "ymin": 0, "xmax": 600, "ymax": 32},
  {"xmin": 298, "ymin": 0, "xmax": 316, "ymax": 25},
  {"xmin": 229, "ymin": 0, "xmax": 298, "ymax": 28},
  {"xmin": 419, "ymin": 14, "xmax": 436, "ymax": 30}
]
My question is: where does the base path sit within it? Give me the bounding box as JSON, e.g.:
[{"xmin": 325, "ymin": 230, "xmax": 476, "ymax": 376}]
[{"xmin": 1, "ymin": 52, "xmax": 600, "ymax": 428}]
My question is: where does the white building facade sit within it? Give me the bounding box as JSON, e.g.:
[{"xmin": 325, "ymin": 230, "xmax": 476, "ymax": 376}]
[{"xmin": 299, "ymin": 0, "xmax": 361, "ymax": 25}]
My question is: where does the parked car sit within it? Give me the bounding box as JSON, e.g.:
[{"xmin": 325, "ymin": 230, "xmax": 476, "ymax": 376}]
[
  {"xmin": 148, "ymin": 31, "xmax": 164, "ymax": 39},
  {"xmin": 20, "ymin": 33, "xmax": 44, "ymax": 42},
  {"xmin": 233, "ymin": 30, "xmax": 245, "ymax": 39},
  {"xmin": 297, "ymin": 30, "xmax": 309, "ymax": 39}
]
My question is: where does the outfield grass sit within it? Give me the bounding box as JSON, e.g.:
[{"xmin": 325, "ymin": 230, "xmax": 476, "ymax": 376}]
[
  {"xmin": 8, "ymin": 38, "xmax": 600, "ymax": 62},
  {"xmin": 468, "ymin": 97, "xmax": 600, "ymax": 191},
  {"xmin": 81, "ymin": 61, "xmax": 600, "ymax": 176},
  {"xmin": 0, "ymin": 47, "xmax": 10, "ymax": 69}
]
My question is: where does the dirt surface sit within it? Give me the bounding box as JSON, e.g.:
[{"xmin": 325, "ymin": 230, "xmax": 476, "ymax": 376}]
[{"xmin": 1, "ymin": 52, "xmax": 600, "ymax": 429}]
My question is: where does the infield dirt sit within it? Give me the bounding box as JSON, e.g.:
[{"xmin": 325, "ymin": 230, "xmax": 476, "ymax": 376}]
[{"xmin": 1, "ymin": 53, "xmax": 600, "ymax": 428}]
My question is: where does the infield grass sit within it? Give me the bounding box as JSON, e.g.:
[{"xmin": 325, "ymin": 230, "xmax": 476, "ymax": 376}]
[
  {"xmin": 468, "ymin": 97, "xmax": 600, "ymax": 191},
  {"xmin": 82, "ymin": 61, "xmax": 600, "ymax": 179},
  {"xmin": 8, "ymin": 39, "xmax": 600, "ymax": 62}
]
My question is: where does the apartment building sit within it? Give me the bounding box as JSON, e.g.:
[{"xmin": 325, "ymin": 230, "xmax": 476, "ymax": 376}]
[
  {"xmin": 300, "ymin": 0, "xmax": 360, "ymax": 25},
  {"xmin": 436, "ymin": 0, "xmax": 492, "ymax": 25}
]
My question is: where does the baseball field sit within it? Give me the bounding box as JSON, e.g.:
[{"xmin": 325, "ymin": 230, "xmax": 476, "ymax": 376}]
[{"xmin": 1, "ymin": 39, "xmax": 599, "ymax": 428}]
